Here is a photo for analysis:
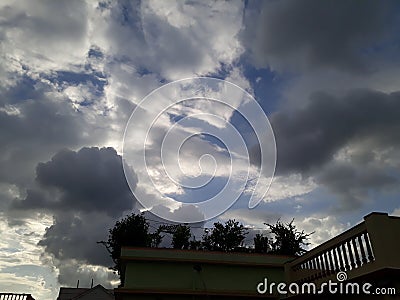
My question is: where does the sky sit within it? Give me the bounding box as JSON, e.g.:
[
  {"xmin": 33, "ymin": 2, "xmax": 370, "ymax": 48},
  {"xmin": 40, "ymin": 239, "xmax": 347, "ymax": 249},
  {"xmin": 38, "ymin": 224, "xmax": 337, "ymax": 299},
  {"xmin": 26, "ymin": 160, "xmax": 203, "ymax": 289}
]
[{"xmin": 1, "ymin": 0, "xmax": 400, "ymax": 299}]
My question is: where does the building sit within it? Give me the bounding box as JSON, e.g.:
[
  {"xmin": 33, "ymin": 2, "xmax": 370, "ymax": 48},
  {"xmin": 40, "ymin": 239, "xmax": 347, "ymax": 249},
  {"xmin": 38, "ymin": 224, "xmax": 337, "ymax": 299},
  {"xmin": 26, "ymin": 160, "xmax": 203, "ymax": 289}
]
[
  {"xmin": 115, "ymin": 247, "xmax": 292, "ymax": 299},
  {"xmin": 56, "ymin": 284, "xmax": 114, "ymax": 300},
  {"xmin": 114, "ymin": 212, "xmax": 400, "ymax": 300},
  {"xmin": 285, "ymin": 212, "xmax": 400, "ymax": 299}
]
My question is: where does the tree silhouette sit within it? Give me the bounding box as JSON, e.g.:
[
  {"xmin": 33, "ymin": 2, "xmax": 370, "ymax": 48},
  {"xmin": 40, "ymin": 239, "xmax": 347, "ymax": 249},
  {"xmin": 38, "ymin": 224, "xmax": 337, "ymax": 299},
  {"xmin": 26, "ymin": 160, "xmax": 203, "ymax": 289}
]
[
  {"xmin": 189, "ymin": 237, "xmax": 202, "ymax": 250},
  {"xmin": 254, "ymin": 233, "xmax": 270, "ymax": 253},
  {"xmin": 266, "ymin": 219, "xmax": 312, "ymax": 256},
  {"xmin": 171, "ymin": 224, "xmax": 191, "ymax": 249},
  {"xmin": 202, "ymin": 219, "xmax": 248, "ymax": 252},
  {"xmin": 99, "ymin": 213, "xmax": 162, "ymax": 273},
  {"xmin": 100, "ymin": 214, "xmax": 312, "ymax": 275},
  {"xmin": 155, "ymin": 224, "xmax": 192, "ymax": 249}
]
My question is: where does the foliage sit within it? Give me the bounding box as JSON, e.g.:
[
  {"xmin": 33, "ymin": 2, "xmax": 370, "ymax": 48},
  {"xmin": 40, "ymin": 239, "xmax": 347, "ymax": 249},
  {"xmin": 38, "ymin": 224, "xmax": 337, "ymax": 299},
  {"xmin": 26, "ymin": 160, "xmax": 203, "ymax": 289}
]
[
  {"xmin": 100, "ymin": 214, "xmax": 312, "ymax": 275},
  {"xmin": 266, "ymin": 219, "xmax": 312, "ymax": 256},
  {"xmin": 202, "ymin": 219, "xmax": 248, "ymax": 252},
  {"xmin": 189, "ymin": 237, "xmax": 202, "ymax": 250},
  {"xmin": 150, "ymin": 226, "xmax": 164, "ymax": 248},
  {"xmin": 100, "ymin": 213, "xmax": 162, "ymax": 273},
  {"xmin": 254, "ymin": 233, "xmax": 270, "ymax": 253},
  {"xmin": 171, "ymin": 224, "xmax": 192, "ymax": 249},
  {"xmin": 156, "ymin": 224, "xmax": 192, "ymax": 249}
]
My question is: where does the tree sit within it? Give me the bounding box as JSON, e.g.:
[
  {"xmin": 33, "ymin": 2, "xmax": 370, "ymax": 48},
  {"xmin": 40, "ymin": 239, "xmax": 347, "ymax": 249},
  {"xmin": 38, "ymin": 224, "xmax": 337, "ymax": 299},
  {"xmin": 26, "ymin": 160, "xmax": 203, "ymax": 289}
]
[
  {"xmin": 171, "ymin": 224, "xmax": 191, "ymax": 249},
  {"xmin": 189, "ymin": 237, "xmax": 202, "ymax": 250},
  {"xmin": 254, "ymin": 233, "xmax": 270, "ymax": 253},
  {"xmin": 150, "ymin": 226, "xmax": 164, "ymax": 248},
  {"xmin": 266, "ymin": 219, "xmax": 312, "ymax": 256},
  {"xmin": 156, "ymin": 224, "xmax": 192, "ymax": 249},
  {"xmin": 202, "ymin": 219, "xmax": 248, "ymax": 252},
  {"xmin": 99, "ymin": 213, "xmax": 162, "ymax": 273}
]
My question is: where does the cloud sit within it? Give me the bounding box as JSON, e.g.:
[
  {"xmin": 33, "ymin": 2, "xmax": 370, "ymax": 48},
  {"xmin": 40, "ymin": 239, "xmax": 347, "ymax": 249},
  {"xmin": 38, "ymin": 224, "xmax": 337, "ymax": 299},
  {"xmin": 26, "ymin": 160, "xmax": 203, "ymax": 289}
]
[
  {"xmin": 2, "ymin": 0, "xmax": 398, "ymax": 297},
  {"xmin": 221, "ymin": 209, "xmax": 350, "ymax": 249},
  {"xmin": 0, "ymin": 73, "xmax": 110, "ymax": 188},
  {"xmin": 138, "ymin": 0, "xmax": 245, "ymax": 79},
  {"xmin": 0, "ymin": 214, "xmax": 57, "ymax": 299},
  {"xmin": 96, "ymin": 0, "xmax": 247, "ymax": 117},
  {"xmin": 0, "ymin": 0, "xmax": 91, "ymax": 80},
  {"xmin": 0, "ymin": 1, "xmax": 252, "ymax": 293},
  {"xmin": 219, "ymin": 208, "xmax": 281, "ymax": 227},
  {"xmin": 54, "ymin": 259, "xmax": 118, "ymax": 288},
  {"xmin": 9, "ymin": 147, "xmax": 137, "ymax": 289},
  {"xmin": 295, "ymin": 215, "xmax": 350, "ymax": 249},
  {"xmin": 392, "ymin": 208, "xmax": 400, "ymax": 217},
  {"xmin": 148, "ymin": 204, "xmax": 206, "ymax": 225},
  {"xmin": 259, "ymin": 88, "xmax": 400, "ymax": 210},
  {"xmin": 219, "ymin": 209, "xmax": 349, "ymax": 249},
  {"xmin": 315, "ymin": 160, "xmax": 398, "ymax": 210},
  {"xmin": 38, "ymin": 212, "xmax": 116, "ymax": 267},
  {"xmin": 242, "ymin": 0, "xmax": 397, "ymax": 73},
  {"xmin": 246, "ymin": 174, "xmax": 316, "ymax": 203},
  {"xmin": 271, "ymin": 89, "xmax": 400, "ymax": 174},
  {"xmin": 14, "ymin": 147, "xmax": 136, "ymax": 217}
]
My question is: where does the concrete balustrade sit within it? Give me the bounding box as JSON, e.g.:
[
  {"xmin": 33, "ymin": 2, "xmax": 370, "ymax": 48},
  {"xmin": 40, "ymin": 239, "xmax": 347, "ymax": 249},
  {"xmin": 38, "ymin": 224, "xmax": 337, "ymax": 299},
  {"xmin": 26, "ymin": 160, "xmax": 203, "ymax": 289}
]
[
  {"xmin": 0, "ymin": 294, "xmax": 35, "ymax": 300},
  {"xmin": 285, "ymin": 212, "xmax": 400, "ymax": 286}
]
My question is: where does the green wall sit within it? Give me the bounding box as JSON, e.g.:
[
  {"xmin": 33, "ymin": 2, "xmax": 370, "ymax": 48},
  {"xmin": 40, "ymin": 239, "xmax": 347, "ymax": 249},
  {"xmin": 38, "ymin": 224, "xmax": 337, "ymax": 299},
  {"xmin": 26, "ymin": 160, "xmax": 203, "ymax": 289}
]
[{"xmin": 117, "ymin": 248, "xmax": 293, "ymax": 299}]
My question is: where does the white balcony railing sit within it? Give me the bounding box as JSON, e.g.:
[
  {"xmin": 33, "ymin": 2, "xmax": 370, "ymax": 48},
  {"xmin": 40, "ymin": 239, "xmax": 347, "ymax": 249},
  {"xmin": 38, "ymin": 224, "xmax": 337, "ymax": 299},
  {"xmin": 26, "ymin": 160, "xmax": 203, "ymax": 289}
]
[{"xmin": 285, "ymin": 212, "xmax": 400, "ymax": 286}]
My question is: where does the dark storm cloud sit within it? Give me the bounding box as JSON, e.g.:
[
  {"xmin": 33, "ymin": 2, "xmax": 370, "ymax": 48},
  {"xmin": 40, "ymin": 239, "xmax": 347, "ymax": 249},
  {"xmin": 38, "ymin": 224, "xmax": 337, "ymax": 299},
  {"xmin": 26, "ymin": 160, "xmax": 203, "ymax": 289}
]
[
  {"xmin": 316, "ymin": 162, "xmax": 397, "ymax": 210},
  {"xmin": 243, "ymin": 0, "xmax": 398, "ymax": 72},
  {"xmin": 256, "ymin": 88, "xmax": 400, "ymax": 209},
  {"xmin": 38, "ymin": 212, "xmax": 115, "ymax": 267},
  {"xmin": 14, "ymin": 147, "xmax": 136, "ymax": 218},
  {"xmin": 271, "ymin": 89, "xmax": 400, "ymax": 174},
  {"xmin": 0, "ymin": 79, "xmax": 97, "ymax": 185},
  {"xmin": 12, "ymin": 147, "xmax": 138, "ymax": 272}
]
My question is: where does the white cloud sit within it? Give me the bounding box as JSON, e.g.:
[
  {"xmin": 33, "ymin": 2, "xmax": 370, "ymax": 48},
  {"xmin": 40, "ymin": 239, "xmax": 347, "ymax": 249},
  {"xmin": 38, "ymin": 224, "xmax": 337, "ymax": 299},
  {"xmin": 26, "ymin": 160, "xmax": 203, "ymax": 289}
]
[
  {"xmin": 0, "ymin": 213, "xmax": 58, "ymax": 299},
  {"xmin": 53, "ymin": 258, "xmax": 118, "ymax": 289},
  {"xmin": 140, "ymin": 0, "xmax": 245, "ymax": 79},
  {"xmin": 391, "ymin": 208, "xmax": 400, "ymax": 217},
  {"xmin": 296, "ymin": 215, "xmax": 350, "ymax": 249},
  {"xmin": 0, "ymin": 0, "xmax": 91, "ymax": 78},
  {"xmin": 0, "ymin": 0, "xmax": 250, "ymax": 289},
  {"xmin": 246, "ymin": 173, "xmax": 317, "ymax": 203}
]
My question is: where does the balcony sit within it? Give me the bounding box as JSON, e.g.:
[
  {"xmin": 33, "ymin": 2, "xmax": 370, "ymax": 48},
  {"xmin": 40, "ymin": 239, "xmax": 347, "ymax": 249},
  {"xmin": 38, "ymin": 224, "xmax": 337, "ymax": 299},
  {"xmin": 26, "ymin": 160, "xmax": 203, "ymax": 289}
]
[
  {"xmin": 0, "ymin": 294, "xmax": 35, "ymax": 300},
  {"xmin": 285, "ymin": 212, "xmax": 400, "ymax": 288}
]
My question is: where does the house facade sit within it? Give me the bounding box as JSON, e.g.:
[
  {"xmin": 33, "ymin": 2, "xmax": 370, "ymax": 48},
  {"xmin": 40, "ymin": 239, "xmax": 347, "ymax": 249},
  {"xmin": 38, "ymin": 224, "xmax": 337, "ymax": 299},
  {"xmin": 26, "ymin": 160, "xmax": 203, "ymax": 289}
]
[
  {"xmin": 114, "ymin": 247, "xmax": 293, "ymax": 299},
  {"xmin": 114, "ymin": 212, "xmax": 400, "ymax": 300}
]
